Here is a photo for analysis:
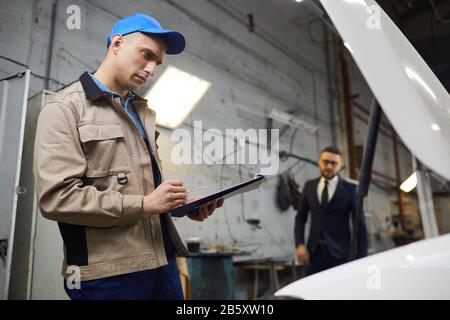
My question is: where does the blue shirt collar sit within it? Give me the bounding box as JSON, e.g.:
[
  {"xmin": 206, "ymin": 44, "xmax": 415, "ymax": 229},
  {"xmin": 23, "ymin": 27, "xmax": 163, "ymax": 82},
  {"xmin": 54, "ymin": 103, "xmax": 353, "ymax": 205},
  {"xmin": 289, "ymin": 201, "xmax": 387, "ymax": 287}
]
[
  {"xmin": 88, "ymin": 73, "xmax": 135, "ymax": 102},
  {"xmin": 79, "ymin": 71, "xmax": 147, "ymax": 102}
]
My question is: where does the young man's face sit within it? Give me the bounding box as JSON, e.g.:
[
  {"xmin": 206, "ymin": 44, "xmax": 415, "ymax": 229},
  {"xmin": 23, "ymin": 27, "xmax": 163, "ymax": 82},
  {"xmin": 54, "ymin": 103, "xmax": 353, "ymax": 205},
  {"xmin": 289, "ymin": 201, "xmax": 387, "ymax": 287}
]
[
  {"xmin": 319, "ymin": 151, "xmax": 342, "ymax": 180},
  {"xmin": 111, "ymin": 32, "xmax": 166, "ymax": 92}
]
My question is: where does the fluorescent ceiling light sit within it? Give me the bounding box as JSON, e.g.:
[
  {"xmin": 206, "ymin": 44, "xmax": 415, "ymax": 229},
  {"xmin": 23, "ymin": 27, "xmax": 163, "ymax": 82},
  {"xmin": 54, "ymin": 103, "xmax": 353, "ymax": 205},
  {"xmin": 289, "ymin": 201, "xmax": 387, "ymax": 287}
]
[
  {"xmin": 267, "ymin": 108, "xmax": 318, "ymax": 133},
  {"xmin": 144, "ymin": 65, "xmax": 211, "ymax": 129},
  {"xmin": 431, "ymin": 123, "xmax": 440, "ymax": 131},
  {"xmin": 400, "ymin": 172, "xmax": 417, "ymax": 193}
]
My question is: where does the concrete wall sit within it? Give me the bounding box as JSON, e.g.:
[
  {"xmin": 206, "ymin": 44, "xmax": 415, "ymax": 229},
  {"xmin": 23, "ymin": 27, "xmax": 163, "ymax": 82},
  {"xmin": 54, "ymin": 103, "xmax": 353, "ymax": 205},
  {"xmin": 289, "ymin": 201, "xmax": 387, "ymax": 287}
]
[{"xmin": 0, "ymin": 0, "xmax": 420, "ymax": 262}]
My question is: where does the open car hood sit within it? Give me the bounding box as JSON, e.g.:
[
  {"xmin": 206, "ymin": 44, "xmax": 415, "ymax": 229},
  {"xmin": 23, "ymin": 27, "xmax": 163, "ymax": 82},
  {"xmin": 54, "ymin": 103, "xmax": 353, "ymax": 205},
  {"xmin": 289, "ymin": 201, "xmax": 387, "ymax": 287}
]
[
  {"xmin": 275, "ymin": 233, "xmax": 450, "ymax": 299},
  {"xmin": 318, "ymin": 0, "xmax": 450, "ymax": 180},
  {"xmin": 275, "ymin": 0, "xmax": 450, "ymax": 300}
]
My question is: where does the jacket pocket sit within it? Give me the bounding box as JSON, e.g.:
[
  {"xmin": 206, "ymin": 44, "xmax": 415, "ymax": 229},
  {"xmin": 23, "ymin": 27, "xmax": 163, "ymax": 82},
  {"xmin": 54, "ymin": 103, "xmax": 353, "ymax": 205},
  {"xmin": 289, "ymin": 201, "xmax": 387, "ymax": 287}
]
[{"xmin": 78, "ymin": 123, "xmax": 131, "ymax": 183}]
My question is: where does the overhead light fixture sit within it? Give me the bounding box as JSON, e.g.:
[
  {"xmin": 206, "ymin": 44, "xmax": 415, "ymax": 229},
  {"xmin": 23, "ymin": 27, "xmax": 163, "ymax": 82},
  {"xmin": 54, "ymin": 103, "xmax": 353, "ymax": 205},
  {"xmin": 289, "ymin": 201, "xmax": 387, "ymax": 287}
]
[
  {"xmin": 431, "ymin": 123, "xmax": 440, "ymax": 131},
  {"xmin": 144, "ymin": 65, "xmax": 211, "ymax": 129},
  {"xmin": 400, "ymin": 172, "xmax": 417, "ymax": 193},
  {"xmin": 295, "ymin": 0, "xmax": 304, "ymax": 2},
  {"xmin": 267, "ymin": 108, "xmax": 318, "ymax": 133}
]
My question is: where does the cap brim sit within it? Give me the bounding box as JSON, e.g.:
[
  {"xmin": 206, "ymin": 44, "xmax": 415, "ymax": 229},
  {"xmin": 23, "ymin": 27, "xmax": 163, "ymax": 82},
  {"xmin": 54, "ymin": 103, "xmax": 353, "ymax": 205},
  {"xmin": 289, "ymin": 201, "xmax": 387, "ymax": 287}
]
[{"xmin": 141, "ymin": 29, "xmax": 186, "ymax": 55}]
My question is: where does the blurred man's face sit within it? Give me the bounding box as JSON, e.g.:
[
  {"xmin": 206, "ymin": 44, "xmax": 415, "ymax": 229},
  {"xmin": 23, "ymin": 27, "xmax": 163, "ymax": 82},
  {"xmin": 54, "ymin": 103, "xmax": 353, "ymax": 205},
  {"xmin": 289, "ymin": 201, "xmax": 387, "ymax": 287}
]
[
  {"xmin": 110, "ymin": 32, "xmax": 166, "ymax": 92},
  {"xmin": 319, "ymin": 151, "xmax": 342, "ymax": 179}
]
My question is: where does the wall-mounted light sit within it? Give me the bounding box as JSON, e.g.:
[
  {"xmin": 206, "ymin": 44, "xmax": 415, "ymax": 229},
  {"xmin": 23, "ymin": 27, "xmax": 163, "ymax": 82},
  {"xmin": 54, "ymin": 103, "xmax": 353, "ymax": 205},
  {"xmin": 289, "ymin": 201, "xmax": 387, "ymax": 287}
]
[
  {"xmin": 144, "ymin": 65, "xmax": 211, "ymax": 129},
  {"xmin": 267, "ymin": 108, "xmax": 318, "ymax": 133},
  {"xmin": 431, "ymin": 123, "xmax": 440, "ymax": 131},
  {"xmin": 400, "ymin": 172, "xmax": 417, "ymax": 193}
]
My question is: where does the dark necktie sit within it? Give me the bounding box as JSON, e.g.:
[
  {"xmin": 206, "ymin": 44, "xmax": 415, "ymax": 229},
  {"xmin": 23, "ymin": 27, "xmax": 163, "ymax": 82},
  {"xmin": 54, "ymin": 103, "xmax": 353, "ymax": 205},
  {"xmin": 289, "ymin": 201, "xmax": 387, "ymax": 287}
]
[{"xmin": 321, "ymin": 180, "xmax": 329, "ymax": 205}]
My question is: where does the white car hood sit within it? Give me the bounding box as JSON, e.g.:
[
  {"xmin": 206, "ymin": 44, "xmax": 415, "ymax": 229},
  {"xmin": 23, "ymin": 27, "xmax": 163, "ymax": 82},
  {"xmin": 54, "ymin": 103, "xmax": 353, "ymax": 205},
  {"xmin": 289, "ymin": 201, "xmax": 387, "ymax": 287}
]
[
  {"xmin": 319, "ymin": 0, "xmax": 450, "ymax": 180},
  {"xmin": 276, "ymin": 233, "xmax": 450, "ymax": 299},
  {"xmin": 275, "ymin": 0, "xmax": 450, "ymax": 300}
]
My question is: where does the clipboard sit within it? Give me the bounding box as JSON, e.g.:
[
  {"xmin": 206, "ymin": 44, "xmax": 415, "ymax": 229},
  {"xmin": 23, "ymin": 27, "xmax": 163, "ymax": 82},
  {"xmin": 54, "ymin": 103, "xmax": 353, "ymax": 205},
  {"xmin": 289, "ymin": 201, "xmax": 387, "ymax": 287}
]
[{"xmin": 170, "ymin": 174, "xmax": 265, "ymax": 218}]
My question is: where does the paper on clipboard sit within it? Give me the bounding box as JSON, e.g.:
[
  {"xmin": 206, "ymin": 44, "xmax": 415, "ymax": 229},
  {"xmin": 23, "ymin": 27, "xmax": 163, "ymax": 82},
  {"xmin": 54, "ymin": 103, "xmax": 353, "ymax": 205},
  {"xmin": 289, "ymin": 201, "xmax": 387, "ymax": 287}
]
[{"xmin": 169, "ymin": 174, "xmax": 265, "ymax": 218}]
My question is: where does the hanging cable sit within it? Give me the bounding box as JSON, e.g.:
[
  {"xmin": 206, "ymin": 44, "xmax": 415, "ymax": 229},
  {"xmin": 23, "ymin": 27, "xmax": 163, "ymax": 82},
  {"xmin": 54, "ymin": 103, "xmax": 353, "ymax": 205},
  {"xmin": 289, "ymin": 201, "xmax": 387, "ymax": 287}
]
[
  {"xmin": 0, "ymin": 55, "xmax": 29, "ymax": 69},
  {"xmin": 289, "ymin": 128, "xmax": 299, "ymax": 155},
  {"xmin": 0, "ymin": 55, "xmax": 66, "ymax": 87}
]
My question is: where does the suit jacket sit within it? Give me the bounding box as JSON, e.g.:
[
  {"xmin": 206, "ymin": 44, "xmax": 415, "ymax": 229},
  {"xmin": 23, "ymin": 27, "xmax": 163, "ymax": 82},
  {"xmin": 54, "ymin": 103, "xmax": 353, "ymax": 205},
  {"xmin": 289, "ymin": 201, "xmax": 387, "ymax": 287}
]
[{"xmin": 294, "ymin": 176, "xmax": 368, "ymax": 260}]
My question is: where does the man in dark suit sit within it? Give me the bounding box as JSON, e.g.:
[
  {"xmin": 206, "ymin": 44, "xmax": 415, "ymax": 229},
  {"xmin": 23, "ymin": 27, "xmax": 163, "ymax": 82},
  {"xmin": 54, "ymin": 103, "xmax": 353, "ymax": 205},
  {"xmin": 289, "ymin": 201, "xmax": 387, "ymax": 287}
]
[{"xmin": 295, "ymin": 146, "xmax": 368, "ymax": 276}]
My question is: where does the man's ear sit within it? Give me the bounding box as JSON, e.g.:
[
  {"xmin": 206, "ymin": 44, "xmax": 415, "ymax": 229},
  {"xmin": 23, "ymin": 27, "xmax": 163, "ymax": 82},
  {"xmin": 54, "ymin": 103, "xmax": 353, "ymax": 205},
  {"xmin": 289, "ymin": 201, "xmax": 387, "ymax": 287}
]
[{"xmin": 110, "ymin": 34, "xmax": 123, "ymax": 54}]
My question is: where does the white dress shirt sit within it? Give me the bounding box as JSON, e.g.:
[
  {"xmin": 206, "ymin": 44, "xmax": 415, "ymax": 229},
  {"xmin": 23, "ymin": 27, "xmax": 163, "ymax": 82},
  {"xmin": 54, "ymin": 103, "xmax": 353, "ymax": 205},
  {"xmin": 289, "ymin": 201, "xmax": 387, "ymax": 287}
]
[{"xmin": 317, "ymin": 175, "xmax": 339, "ymax": 204}]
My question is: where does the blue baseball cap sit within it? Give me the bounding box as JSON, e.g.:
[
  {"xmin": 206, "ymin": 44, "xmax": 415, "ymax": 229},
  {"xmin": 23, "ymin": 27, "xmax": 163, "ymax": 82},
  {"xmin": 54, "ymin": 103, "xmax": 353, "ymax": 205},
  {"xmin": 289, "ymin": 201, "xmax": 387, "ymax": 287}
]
[{"xmin": 106, "ymin": 13, "xmax": 186, "ymax": 54}]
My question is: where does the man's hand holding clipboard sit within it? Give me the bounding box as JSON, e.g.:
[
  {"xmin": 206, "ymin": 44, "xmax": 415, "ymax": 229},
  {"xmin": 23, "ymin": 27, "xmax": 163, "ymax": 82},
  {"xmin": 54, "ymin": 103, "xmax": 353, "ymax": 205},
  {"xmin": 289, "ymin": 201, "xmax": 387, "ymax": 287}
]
[
  {"xmin": 186, "ymin": 198, "xmax": 224, "ymax": 221},
  {"xmin": 170, "ymin": 174, "xmax": 265, "ymax": 219}
]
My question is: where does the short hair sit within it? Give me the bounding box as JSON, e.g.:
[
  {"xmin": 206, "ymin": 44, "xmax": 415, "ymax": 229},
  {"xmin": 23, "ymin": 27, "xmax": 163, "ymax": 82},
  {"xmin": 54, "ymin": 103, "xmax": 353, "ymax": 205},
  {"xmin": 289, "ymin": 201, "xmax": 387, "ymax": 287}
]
[
  {"xmin": 107, "ymin": 32, "xmax": 167, "ymax": 50},
  {"xmin": 320, "ymin": 146, "xmax": 342, "ymax": 156}
]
